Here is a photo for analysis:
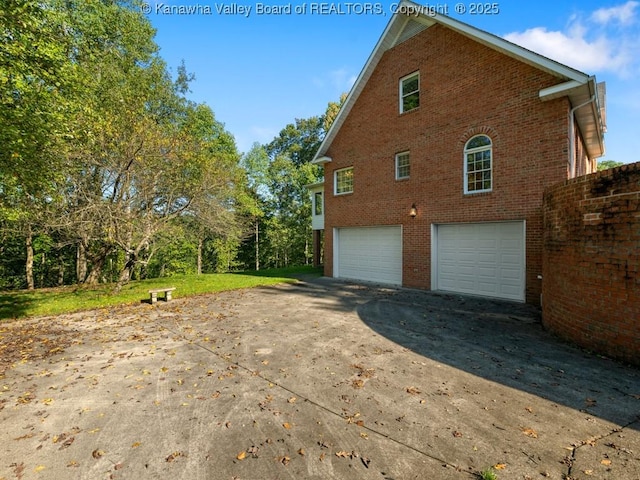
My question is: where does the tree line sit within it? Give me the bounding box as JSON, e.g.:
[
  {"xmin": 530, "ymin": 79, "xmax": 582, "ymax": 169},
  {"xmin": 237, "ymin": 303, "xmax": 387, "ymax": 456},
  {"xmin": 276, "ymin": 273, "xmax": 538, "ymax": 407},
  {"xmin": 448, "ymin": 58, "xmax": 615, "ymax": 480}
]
[{"xmin": 0, "ymin": 0, "xmax": 344, "ymax": 290}]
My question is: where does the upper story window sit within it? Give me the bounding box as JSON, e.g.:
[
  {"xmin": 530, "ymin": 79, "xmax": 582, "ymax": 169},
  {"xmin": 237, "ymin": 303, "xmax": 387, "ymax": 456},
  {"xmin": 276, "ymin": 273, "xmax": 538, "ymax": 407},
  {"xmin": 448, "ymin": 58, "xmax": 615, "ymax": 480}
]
[
  {"xmin": 464, "ymin": 135, "xmax": 492, "ymax": 194},
  {"xmin": 314, "ymin": 191, "xmax": 323, "ymax": 215},
  {"xmin": 395, "ymin": 152, "xmax": 410, "ymax": 180},
  {"xmin": 334, "ymin": 167, "xmax": 353, "ymax": 195},
  {"xmin": 400, "ymin": 72, "xmax": 419, "ymax": 113}
]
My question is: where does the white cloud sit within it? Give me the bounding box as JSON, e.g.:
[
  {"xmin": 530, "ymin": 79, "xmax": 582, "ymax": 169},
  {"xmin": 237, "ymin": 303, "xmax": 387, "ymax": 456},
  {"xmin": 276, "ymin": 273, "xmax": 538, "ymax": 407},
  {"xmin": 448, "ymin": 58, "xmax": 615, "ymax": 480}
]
[
  {"xmin": 234, "ymin": 126, "xmax": 278, "ymax": 155},
  {"xmin": 504, "ymin": 3, "xmax": 640, "ymax": 77},
  {"xmin": 591, "ymin": 1, "xmax": 639, "ymax": 26},
  {"xmin": 329, "ymin": 68, "xmax": 357, "ymax": 90},
  {"xmin": 504, "ymin": 26, "xmax": 628, "ymax": 73},
  {"xmin": 313, "ymin": 68, "xmax": 357, "ymax": 91}
]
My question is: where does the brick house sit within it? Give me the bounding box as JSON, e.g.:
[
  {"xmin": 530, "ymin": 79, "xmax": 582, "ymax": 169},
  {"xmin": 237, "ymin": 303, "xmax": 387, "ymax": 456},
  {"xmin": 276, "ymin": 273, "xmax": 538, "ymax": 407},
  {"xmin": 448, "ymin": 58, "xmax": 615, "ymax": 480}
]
[{"xmin": 309, "ymin": 1, "xmax": 606, "ymax": 305}]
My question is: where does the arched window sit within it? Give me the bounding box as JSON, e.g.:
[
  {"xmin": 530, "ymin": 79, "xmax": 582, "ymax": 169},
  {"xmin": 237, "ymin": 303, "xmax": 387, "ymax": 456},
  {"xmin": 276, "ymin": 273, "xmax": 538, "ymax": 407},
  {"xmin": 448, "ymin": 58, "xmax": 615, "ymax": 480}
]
[{"xmin": 464, "ymin": 135, "xmax": 492, "ymax": 193}]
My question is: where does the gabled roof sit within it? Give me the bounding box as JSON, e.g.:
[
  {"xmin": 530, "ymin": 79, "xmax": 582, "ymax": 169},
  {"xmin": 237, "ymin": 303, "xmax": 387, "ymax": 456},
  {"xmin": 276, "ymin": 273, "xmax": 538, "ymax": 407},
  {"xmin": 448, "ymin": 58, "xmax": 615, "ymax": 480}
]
[{"xmin": 313, "ymin": 0, "xmax": 606, "ymax": 162}]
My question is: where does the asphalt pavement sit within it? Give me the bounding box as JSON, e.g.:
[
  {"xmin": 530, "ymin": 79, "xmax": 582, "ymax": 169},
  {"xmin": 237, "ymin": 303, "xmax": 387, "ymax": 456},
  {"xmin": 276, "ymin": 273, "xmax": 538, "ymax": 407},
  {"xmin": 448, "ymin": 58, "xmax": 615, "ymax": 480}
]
[{"xmin": 0, "ymin": 276, "xmax": 638, "ymax": 479}]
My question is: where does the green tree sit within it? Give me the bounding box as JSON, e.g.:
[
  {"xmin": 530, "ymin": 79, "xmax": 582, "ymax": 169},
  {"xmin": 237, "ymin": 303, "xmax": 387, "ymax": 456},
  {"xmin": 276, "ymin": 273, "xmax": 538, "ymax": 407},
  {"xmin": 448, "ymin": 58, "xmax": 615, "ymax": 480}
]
[
  {"xmin": 1, "ymin": 0, "xmax": 247, "ymax": 289},
  {"xmin": 0, "ymin": 0, "xmax": 79, "ymax": 288},
  {"xmin": 597, "ymin": 160, "xmax": 624, "ymax": 171}
]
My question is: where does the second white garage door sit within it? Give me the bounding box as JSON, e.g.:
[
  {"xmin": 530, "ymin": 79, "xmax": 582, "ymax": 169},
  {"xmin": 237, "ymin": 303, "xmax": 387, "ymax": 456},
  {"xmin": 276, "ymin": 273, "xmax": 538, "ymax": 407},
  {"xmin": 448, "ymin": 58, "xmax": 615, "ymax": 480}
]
[
  {"xmin": 335, "ymin": 226, "xmax": 402, "ymax": 285},
  {"xmin": 434, "ymin": 222, "xmax": 525, "ymax": 301}
]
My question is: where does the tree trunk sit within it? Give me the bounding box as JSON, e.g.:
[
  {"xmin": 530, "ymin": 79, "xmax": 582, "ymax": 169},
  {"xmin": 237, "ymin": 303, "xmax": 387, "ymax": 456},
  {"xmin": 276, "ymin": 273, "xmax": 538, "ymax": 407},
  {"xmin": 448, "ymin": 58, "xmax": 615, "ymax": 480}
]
[
  {"xmin": 255, "ymin": 220, "xmax": 259, "ymax": 271},
  {"xmin": 58, "ymin": 260, "xmax": 65, "ymax": 286},
  {"xmin": 116, "ymin": 252, "xmax": 136, "ymax": 288},
  {"xmin": 76, "ymin": 242, "xmax": 88, "ymax": 284},
  {"xmin": 197, "ymin": 237, "xmax": 203, "ymax": 275},
  {"xmin": 85, "ymin": 261, "xmax": 105, "ymax": 285},
  {"xmin": 39, "ymin": 251, "xmax": 46, "ymax": 287},
  {"xmin": 83, "ymin": 244, "xmax": 114, "ymax": 285},
  {"xmin": 25, "ymin": 229, "xmax": 34, "ymax": 290}
]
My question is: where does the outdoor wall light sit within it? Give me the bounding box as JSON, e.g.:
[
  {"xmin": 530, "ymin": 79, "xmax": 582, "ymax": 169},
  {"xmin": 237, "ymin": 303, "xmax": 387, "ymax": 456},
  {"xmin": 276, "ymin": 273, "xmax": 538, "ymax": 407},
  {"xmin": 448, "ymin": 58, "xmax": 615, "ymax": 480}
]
[{"xmin": 409, "ymin": 203, "xmax": 417, "ymax": 218}]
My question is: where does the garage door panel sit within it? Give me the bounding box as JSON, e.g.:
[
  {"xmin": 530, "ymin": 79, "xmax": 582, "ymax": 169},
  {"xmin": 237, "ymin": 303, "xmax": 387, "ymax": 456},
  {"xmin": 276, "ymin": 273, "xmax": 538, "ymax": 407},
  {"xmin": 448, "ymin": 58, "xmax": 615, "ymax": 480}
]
[
  {"xmin": 436, "ymin": 222, "xmax": 525, "ymax": 301},
  {"xmin": 336, "ymin": 226, "xmax": 402, "ymax": 285}
]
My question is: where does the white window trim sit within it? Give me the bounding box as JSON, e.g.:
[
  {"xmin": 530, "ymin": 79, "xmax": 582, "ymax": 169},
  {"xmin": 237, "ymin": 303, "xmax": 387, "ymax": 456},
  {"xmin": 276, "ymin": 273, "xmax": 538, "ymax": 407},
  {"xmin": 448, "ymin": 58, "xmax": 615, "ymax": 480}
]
[
  {"xmin": 463, "ymin": 135, "xmax": 493, "ymax": 194},
  {"xmin": 399, "ymin": 72, "xmax": 420, "ymax": 113},
  {"xmin": 395, "ymin": 151, "xmax": 410, "ymax": 180},
  {"xmin": 334, "ymin": 167, "xmax": 353, "ymax": 195}
]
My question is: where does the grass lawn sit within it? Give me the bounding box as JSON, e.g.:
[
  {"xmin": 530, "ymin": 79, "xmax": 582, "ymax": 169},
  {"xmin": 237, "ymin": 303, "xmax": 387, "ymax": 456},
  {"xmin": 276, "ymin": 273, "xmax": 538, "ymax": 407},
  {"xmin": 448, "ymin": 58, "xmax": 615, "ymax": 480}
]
[{"xmin": 0, "ymin": 266, "xmax": 323, "ymax": 320}]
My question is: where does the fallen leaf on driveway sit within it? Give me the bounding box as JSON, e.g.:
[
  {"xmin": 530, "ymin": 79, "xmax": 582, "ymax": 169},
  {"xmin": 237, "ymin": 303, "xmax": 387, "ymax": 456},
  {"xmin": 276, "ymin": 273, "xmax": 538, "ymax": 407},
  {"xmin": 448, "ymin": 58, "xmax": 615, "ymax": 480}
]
[
  {"xmin": 236, "ymin": 451, "xmax": 247, "ymax": 461},
  {"xmin": 601, "ymin": 459, "xmax": 612, "ymax": 466},
  {"xmin": 59, "ymin": 436, "xmax": 75, "ymax": 450},
  {"xmin": 166, "ymin": 451, "xmax": 185, "ymax": 462},
  {"xmin": 494, "ymin": 463, "xmax": 507, "ymax": 470},
  {"xmin": 452, "ymin": 431, "xmax": 463, "ymax": 438},
  {"xmin": 522, "ymin": 428, "xmax": 538, "ymax": 438},
  {"xmin": 406, "ymin": 386, "xmax": 421, "ymax": 395},
  {"xmin": 92, "ymin": 449, "xmax": 105, "ymax": 459},
  {"xmin": 10, "ymin": 462, "xmax": 25, "ymax": 479},
  {"xmin": 282, "ymin": 422, "xmax": 292, "ymax": 429}
]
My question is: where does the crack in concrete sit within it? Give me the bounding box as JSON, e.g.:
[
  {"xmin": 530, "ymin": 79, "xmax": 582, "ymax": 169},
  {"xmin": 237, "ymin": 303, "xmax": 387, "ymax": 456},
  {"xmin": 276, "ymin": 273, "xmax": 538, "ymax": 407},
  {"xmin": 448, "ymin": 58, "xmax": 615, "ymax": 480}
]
[{"xmin": 156, "ymin": 318, "xmax": 479, "ymax": 478}]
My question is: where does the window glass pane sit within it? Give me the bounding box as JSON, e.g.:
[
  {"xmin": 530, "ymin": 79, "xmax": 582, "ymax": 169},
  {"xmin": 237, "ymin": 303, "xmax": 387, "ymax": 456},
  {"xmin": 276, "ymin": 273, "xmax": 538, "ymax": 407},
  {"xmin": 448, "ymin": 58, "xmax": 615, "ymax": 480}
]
[
  {"xmin": 402, "ymin": 77, "xmax": 418, "ymax": 95},
  {"xmin": 336, "ymin": 168, "xmax": 353, "ymax": 194},
  {"xmin": 467, "ymin": 135, "xmax": 491, "ymax": 149},
  {"xmin": 396, "ymin": 153, "xmax": 410, "ymax": 178},
  {"xmin": 464, "ymin": 135, "xmax": 492, "ymax": 193},
  {"xmin": 314, "ymin": 192, "xmax": 322, "ymax": 215},
  {"xmin": 401, "ymin": 73, "xmax": 419, "ymax": 112},
  {"xmin": 402, "ymin": 92, "xmax": 419, "ymax": 111}
]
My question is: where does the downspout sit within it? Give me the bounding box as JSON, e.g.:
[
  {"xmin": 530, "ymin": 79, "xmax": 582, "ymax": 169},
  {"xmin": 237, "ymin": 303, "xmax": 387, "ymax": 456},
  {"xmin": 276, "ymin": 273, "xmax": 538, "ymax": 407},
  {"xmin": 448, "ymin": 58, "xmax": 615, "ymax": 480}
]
[{"xmin": 569, "ymin": 95, "xmax": 596, "ymax": 178}]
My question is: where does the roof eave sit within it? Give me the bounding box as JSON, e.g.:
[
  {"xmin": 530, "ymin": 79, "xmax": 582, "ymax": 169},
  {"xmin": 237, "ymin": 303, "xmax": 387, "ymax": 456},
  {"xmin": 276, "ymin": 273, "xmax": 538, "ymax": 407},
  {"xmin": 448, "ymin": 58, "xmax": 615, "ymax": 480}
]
[
  {"xmin": 541, "ymin": 78, "xmax": 606, "ymax": 158},
  {"xmin": 312, "ymin": 0, "xmax": 602, "ymax": 162}
]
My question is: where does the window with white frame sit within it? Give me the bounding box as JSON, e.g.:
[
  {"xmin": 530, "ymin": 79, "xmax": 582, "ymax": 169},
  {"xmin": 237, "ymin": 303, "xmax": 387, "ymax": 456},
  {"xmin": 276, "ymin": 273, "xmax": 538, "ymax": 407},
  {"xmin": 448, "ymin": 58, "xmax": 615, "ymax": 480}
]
[
  {"xmin": 395, "ymin": 152, "xmax": 410, "ymax": 180},
  {"xmin": 334, "ymin": 167, "xmax": 353, "ymax": 195},
  {"xmin": 464, "ymin": 135, "xmax": 492, "ymax": 193},
  {"xmin": 400, "ymin": 72, "xmax": 419, "ymax": 113},
  {"xmin": 314, "ymin": 191, "xmax": 323, "ymax": 215}
]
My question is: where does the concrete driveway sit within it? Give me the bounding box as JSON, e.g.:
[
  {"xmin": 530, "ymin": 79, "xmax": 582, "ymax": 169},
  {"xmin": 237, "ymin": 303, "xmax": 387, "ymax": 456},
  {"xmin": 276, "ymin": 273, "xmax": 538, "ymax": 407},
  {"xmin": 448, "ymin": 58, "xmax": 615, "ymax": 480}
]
[{"xmin": 0, "ymin": 277, "xmax": 638, "ymax": 479}]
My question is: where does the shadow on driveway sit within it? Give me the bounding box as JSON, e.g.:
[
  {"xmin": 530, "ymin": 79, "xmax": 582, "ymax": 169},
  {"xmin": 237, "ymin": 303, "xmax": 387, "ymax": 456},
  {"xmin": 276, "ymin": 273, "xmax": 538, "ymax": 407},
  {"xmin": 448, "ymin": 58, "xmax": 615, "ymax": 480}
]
[{"xmin": 295, "ymin": 277, "xmax": 640, "ymax": 431}]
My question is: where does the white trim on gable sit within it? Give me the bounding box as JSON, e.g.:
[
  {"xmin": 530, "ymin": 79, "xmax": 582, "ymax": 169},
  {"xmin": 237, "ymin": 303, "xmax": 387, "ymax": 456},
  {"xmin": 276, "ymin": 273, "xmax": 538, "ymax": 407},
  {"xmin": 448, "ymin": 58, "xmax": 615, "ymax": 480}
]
[{"xmin": 312, "ymin": 0, "xmax": 605, "ymax": 164}]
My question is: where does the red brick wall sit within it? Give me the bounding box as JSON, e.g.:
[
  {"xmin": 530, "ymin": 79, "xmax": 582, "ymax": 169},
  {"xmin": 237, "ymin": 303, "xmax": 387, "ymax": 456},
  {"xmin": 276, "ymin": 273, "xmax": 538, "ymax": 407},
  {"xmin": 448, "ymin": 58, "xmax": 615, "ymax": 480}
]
[
  {"xmin": 322, "ymin": 24, "xmax": 572, "ymax": 304},
  {"xmin": 542, "ymin": 162, "xmax": 640, "ymax": 365}
]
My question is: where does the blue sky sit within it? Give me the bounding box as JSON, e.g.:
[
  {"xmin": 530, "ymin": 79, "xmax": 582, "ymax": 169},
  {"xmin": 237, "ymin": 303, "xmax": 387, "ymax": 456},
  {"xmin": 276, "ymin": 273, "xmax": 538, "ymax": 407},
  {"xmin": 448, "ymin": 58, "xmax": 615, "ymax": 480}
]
[{"xmin": 147, "ymin": 1, "xmax": 640, "ymax": 163}]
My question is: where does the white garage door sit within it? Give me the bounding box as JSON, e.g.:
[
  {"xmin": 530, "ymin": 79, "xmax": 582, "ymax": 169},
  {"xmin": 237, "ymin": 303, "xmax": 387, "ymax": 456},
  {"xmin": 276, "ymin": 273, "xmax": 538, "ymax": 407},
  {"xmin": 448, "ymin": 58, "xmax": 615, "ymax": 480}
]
[
  {"xmin": 435, "ymin": 222, "xmax": 525, "ymax": 301},
  {"xmin": 335, "ymin": 226, "xmax": 402, "ymax": 285}
]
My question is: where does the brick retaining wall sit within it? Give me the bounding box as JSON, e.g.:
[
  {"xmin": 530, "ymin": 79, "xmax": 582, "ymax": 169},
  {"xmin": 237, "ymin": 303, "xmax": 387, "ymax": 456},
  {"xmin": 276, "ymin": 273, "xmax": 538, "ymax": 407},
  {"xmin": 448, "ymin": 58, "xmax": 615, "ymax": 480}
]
[{"xmin": 542, "ymin": 162, "xmax": 640, "ymax": 365}]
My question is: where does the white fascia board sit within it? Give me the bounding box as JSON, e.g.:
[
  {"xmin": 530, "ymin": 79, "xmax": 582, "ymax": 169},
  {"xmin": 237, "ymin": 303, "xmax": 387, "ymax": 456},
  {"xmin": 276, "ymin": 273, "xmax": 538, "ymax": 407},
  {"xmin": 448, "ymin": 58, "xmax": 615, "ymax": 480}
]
[
  {"xmin": 539, "ymin": 80, "xmax": 585, "ymax": 101},
  {"xmin": 304, "ymin": 181, "xmax": 325, "ymax": 190},
  {"xmin": 311, "ymin": 155, "xmax": 332, "ymax": 165}
]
